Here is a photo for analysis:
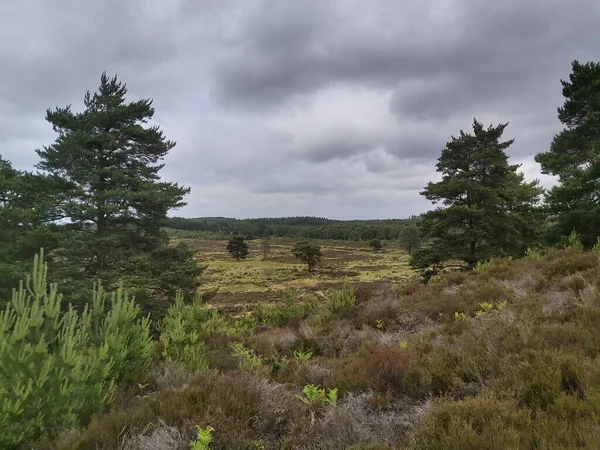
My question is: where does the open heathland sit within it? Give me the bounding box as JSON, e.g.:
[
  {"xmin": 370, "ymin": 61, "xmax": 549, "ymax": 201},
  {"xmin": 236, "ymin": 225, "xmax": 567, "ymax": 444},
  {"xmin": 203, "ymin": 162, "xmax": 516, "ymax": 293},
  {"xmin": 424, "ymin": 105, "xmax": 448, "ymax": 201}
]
[
  {"xmin": 177, "ymin": 238, "xmax": 415, "ymax": 312},
  {"xmin": 20, "ymin": 245, "xmax": 600, "ymax": 450}
]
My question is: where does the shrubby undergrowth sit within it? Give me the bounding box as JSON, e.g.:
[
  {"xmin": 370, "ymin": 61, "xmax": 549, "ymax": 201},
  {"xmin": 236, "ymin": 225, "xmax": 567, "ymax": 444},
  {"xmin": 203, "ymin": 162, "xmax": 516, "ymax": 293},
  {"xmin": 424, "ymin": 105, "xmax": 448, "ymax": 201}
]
[{"xmin": 5, "ymin": 245, "xmax": 600, "ymax": 449}]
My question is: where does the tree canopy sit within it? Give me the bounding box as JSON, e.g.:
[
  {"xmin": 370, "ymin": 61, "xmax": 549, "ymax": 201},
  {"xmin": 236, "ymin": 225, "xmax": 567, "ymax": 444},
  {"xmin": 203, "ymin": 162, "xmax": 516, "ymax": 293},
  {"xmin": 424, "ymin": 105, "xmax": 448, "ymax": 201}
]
[
  {"xmin": 411, "ymin": 119, "xmax": 544, "ymax": 279},
  {"xmin": 227, "ymin": 235, "xmax": 250, "ymax": 261},
  {"xmin": 369, "ymin": 238, "xmax": 383, "ymax": 252},
  {"xmin": 36, "ymin": 73, "xmax": 191, "ymax": 286},
  {"xmin": 535, "ymin": 60, "xmax": 600, "ymax": 247},
  {"xmin": 292, "ymin": 241, "xmax": 323, "ymax": 272},
  {"xmin": 0, "ymin": 72, "xmax": 206, "ymax": 312}
]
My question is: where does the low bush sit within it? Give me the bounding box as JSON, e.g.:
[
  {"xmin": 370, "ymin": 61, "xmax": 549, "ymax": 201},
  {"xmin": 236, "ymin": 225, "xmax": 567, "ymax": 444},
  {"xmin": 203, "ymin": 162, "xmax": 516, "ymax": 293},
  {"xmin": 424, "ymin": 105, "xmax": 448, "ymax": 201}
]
[
  {"xmin": 254, "ymin": 288, "xmax": 315, "ymax": 327},
  {"xmin": 26, "ymin": 246, "xmax": 600, "ymax": 449},
  {"xmin": 407, "ymin": 392, "xmax": 531, "ymax": 450},
  {"xmin": 544, "ymin": 249, "xmax": 598, "ymax": 277},
  {"xmin": 330, "ymin": 282, "xmax": 357, "ymax": 315}
]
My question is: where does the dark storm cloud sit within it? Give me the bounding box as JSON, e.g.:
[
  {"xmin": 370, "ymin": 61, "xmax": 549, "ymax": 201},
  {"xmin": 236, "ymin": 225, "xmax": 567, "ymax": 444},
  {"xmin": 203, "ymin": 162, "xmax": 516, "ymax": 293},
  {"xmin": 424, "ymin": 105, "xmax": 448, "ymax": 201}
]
[
  {"xmin": 212, "ymin": 0, "xmax": 599, "ymax": 110},
  {"xmin": 207, "ymin": 0, "xmax": 599, "ymax": 182}
]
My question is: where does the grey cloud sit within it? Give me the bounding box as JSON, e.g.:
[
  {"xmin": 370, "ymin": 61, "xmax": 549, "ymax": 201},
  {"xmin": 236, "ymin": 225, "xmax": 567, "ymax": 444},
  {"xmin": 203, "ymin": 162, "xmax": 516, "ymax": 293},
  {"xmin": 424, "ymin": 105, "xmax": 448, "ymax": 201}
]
[
  {"xmin": 301, "ymin": 129, "xmax": 377, "ymax": 163},
  {"xmin": 211, "ymin": 0, "xmax": 599, "ymax": 110},
  {"xmin": 0, "ymin": 1, "xmax": 597, "ymax": 219},
  {"xmin": 253, "ymin": 181, "xmax": 335, "ymax": 195}
]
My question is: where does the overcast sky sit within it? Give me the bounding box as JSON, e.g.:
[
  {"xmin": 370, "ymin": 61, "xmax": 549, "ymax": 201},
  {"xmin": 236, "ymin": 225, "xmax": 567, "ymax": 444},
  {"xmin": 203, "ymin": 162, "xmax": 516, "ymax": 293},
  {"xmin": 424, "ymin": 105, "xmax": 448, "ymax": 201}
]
[{"xmin": 1, "ymin": 0, "xmax": 598, "ymax": 219}]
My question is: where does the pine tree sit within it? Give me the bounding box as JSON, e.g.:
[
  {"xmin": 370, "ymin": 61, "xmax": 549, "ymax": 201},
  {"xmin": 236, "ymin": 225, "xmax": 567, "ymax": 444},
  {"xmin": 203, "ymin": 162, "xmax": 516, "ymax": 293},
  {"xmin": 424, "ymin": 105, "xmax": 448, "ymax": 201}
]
[
  {"xmin": 0, "ymin": 250, "xmax": 152, "ymax": 447},
  {"xmin": 412, "ymin": 119, "xmax": 544, "ymax": 280},
  {"xmin": 292, "ymin": 241, "xmax": 323, "ymax": 272},
  {"xmin": 398, "ymin": 223, "xmax": 420, "ymax": 255},
  {"xmin": 535, "ymin": 60, "xmax": 600, "ymax": 247},
  {"xmin": 35, "ymin": 73, "xmax": 196, "ymax": 293},
  {"xmin": 261, "ymin": 236, "xmax": 271, "ymax": 260},
  {"xmin": 227, "ymin": 235, "xmax": 249, "ymax": 261}
]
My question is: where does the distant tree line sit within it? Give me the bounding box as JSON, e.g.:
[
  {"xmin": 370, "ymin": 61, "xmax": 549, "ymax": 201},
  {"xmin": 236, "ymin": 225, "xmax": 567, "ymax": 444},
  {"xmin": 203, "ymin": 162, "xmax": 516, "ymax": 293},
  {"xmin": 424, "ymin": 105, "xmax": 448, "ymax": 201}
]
[{"xmin": 164, "ymin": 216, "xmax": 420, "ymax": 242}]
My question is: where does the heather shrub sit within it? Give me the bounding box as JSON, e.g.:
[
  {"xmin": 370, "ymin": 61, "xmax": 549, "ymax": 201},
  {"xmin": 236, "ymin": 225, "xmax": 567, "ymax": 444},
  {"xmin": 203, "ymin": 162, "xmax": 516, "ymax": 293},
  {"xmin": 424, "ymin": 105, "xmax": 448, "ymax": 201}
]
[
  {"xmin": 65, "ymin": 398, "xmax": 158, "ymax": 450},
  {"xmin": 289, "ymin": 333, "xmax": 322, "ymax": 356},
  {"xmin": 396, "ymin": 282, "xmax": 419, "ymax": 297},
  {"xmin": 562, "ymin": 275, "xmax": 587, "ymax": 294},
  {"xmin": 407, "ymin": 392, "xmax": 531, "ymax": 450},
  {"xmin": 543, "ymin": 249, "xmax": 597, "ymax": 277},
  {"xmin": 479, "ymin": 257, "xmax": 518, "ymax": 279},
  {"xmin": 158, "ymin": 371, "xmax": 263, "ymax": 447},
  {"xmin": 363, "ymin": 347, "xmax": 411, "ymax": 395}
]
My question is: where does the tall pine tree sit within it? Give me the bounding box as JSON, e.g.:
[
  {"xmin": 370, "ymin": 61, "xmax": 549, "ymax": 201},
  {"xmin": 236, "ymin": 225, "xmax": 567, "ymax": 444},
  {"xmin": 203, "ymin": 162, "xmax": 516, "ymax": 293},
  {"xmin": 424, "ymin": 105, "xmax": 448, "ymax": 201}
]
[
  {"xmin": 535, "ymin": 60, "xmax": 600, "ymax": 247},
  {"xmin": 35, "ymin": 73, "xmax": 201, "ymax": 304},
  {"xmin": 411, "ymin": 119, "xmax": 544, "ymax": 280}
]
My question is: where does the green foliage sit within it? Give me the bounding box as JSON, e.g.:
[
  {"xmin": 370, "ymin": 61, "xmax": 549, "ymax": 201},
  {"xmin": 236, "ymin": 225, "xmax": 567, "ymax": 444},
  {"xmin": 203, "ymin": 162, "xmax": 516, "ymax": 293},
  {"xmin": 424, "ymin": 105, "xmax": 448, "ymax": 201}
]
[
  {"xmin": 479, "ymin": 302, "xmax": 493, "ymax": 312},
  {"xmin": 227, "ymin": 235, "xmax": 249, "ymax": 261},
  {"xmin": 592, "ymin": 237, "xmax": 600, "ymax": 252},
  {"xmin": 0, "ymin": 157, "xmax": 66, "ymax": 299},
  {"xmin": 254, "ymin": 288, "xmax": 314, "ymax": 326},
  {"xmin": 0, "ymin": 250, "xmax": 152, "ymax": 448},
  {"xmin": 567, "ymin": 230, "xmax": 584, "ymax": 250},
  {"xmin": 231, "ymin": 342, "xmax": 262, "ymax": 370},
  {"xmin": 412, "ymin": 119, "xmax": 544, "ymax": 280},
  {"xmin": 159, "ymin": 291, "xmax": 215, "ymax": 372},
  {"xmin": 295, "ymin": 384, "xmax": 338, "ymax": 407},
  {"xmin": 472, "ymin": 259, "xmax": 491, "ymax": 274},
  {"xmin": 121, "ymin": 241, "xmax": 205, "ymax": 319},
  {"xmin": 535, "ymin": 60, "xmax": 600, "ymax": 248},
  {"xmin": 165, "ymin": 216, "xmax": 419, "ymax": 241},
  {"xmin": 330, "ymin": 282, "xmax": 357, "ymax": 314},
  {"xmin": 34, "ymin": 72, "xmax": 194, "ymax": 305},
  {"xmin": 248, "ymin": 440, "xmax": 265, "ymax": 450},
  {"xmin": 369, "ymin": 238, "xmax": 383, "ymax": 252},
  {"xmin": 291, "ymin": 240, "xmax": 323, "ymax": 272},
  {"xmin": 292, "ymin": 350, "xmax": 313, "ymax": 360},
  {"xmin": 525, "ymin": 247, "xmax": 544, "ymax": 260},
  {"xmin": 398, "ymin": 222, "xmax": 421, "ymax": 255},
  {"xmin": 190, "ymin": 425, "xmax": 214, "ymax": 450},
  {"xmin": 453, "ymin": 311, "xmax": 467, "ymax": 322}
]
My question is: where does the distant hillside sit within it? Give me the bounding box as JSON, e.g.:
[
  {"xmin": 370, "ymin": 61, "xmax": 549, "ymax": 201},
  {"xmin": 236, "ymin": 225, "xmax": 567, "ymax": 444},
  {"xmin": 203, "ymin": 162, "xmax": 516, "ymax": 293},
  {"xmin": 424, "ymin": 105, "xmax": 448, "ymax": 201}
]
[{"xmin": 164, "ymin": 216, "xmax": 420, "ymax": 241}]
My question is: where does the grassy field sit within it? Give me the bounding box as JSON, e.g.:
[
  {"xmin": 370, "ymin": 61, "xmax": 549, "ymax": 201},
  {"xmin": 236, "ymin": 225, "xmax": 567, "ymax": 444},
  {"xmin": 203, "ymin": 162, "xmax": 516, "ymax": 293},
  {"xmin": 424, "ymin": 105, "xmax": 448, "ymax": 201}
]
[{"xmin": 175, "ymin": 238, "xmax": 416, "ymax": 310}]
